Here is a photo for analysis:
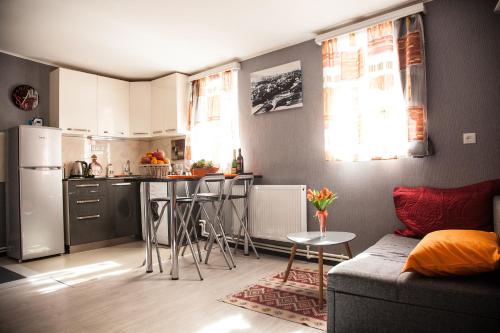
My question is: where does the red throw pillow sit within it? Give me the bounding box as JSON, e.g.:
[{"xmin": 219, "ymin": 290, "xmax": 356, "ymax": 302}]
[{"xmin": 394, "ymin": 180, "xmax": 500, "ymax": 238}]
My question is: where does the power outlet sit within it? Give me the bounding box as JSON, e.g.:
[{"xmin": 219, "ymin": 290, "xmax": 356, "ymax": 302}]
[{"xmin": 463, "ymin": 133, "xmax": 476, "ymax": 144}]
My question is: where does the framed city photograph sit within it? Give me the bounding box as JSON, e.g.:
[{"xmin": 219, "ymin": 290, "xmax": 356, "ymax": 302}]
[{"xmin": 250, "ymin": 60, "xmax": 303, "ymax": 115}]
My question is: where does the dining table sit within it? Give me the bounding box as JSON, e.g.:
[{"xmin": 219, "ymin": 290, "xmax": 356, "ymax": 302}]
[{"xmin": 139, "ymin": 174, "xmax": 260, "ymax": 280}]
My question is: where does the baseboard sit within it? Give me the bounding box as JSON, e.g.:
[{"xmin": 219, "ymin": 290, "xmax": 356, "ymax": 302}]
[
  {"xmin": 67, "ymin": 235, "xmax": 140, "ymax": 253},
  {"xmin": 199, "ymin": 235, "xmax": 344, "ymax": 267}
]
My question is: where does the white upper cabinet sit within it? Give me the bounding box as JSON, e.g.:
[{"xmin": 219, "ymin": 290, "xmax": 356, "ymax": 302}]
[
  {"xmin": 97, "ymin": 76, "xmax": 130, "ymax": 137},
  {"xmin": 151, "ymin": 75, "xmax": 169, "ymax": 137},
  {"xmin": 151, "ymin": 73, "xmax": 188, "ymax": 137},
  {"xmin": 50, "ymin": 68, "xmax": 98, "ymax": 135},
  {"xmin": 50, "ymin": 68, "xmax": 187, "ymax": 139},
  {"xmin": 129, "ymin": 82, "xmax": 151, "ymax": 138}
]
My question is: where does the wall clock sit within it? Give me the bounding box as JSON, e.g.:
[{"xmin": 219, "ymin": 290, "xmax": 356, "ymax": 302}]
[{"xmin": 12, "ymin": 84, "xmax": 39, "ymax": 111}]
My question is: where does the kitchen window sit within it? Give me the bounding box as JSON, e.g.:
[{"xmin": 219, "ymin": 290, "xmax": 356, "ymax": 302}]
[
  {"xmin": 187, "ymin": 70, "xmax": 239, "ymax": 169},
  {"xmin": 322, "ymin": 14, "xmax": 427, "ymax": 162}
]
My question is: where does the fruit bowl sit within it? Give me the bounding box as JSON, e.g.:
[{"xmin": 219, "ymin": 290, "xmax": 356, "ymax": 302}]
[
  {"xmin": 138, "ymin": 164, "xmax": 170, "ymax": 178},
  {"xmin": 140, "ymin": 149, "xmax": 170, "ymax": 165}
]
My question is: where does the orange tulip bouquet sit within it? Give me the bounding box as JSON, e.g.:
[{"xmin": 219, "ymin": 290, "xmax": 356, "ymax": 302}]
[{"xmin": 307, "ymin": 187, "xmax": 338, "ymax": 237}]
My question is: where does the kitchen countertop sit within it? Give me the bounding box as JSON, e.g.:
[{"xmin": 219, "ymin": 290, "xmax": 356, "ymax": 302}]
[{"xmin": 63, "ymin": 174, "xmax": 263, "ymax": 181}]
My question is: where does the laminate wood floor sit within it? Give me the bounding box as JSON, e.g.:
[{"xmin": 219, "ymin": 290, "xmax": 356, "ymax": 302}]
[{"xmin": 0, "ymin": 242, "xmax": 325, "ymax": 333}]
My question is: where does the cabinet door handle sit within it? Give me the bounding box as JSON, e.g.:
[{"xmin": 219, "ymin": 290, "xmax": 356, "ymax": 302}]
[
  {"xmin": 75, "ymin": 184, "xmax": 100, "ymax": 188},
  {"xmin": 77, "ymin": 214, "xmax": 100, "ymax": 220},
  {"xmin": 67, "ymin": 128, "xmax": 90, "ymax": 132},
  {"xmin": 111, "ymin": 182, "xmax": 132, "ymax": 186},
  {"xmin": 165, "ymin": 129, "xmax": 176, "ymax": 132},
  {"xmin": 152, "ymin": 130, "xmax": 162, "ymax": 134},
  {"xmin": 103, "ymin": 130, "xmax": 109, "ymax": 134},
  {"xmin": 119, "ymin": 131, "xmax": 125, "ymax": 135},
  {"xmin": 76, "ymin": 199, "xmax": 100, "ymax": 204},
  {"xmin": 133, "ymin": 132, "xmax": 148, "ymax": 135}
]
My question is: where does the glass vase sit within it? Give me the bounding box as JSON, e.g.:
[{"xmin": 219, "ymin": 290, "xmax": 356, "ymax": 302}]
[{"xmin": 316, "ymin": 210, "xmax": 328, "ymax": 238}]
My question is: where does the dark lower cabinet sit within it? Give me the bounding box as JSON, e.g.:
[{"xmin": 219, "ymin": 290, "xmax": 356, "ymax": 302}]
[
  {"xmin": 66, "ymin": 179, "xmax": 140, "ymax": 247},
  {"xmin": 108, "ymin": 180, "xmax": 140, "ymax": 237}
]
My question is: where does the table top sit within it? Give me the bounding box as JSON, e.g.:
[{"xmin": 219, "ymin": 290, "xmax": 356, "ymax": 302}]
[
  {"xmin": 287, "ymin": 231, "xmax": 356, "ymax": 246},
  {"xmin": 139, "ymin": 174, "xmax": 262, "ymax": 182}
]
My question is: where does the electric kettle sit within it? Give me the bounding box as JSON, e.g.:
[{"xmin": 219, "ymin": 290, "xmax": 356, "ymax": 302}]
[{"xmin": 70, "ymin": 161, "xmax": 88, "ymax": 178}]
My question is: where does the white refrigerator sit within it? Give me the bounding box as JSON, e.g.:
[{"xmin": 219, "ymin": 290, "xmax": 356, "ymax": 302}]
[{"xmin": 6, "ymin": 125, "xmax": 64, "ymax": 261}]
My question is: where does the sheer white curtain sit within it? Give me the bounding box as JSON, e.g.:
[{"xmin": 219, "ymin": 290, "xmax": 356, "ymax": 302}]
[{"xmin": 187, "ymin": 70, "xmax": 239, "ymax": 170}]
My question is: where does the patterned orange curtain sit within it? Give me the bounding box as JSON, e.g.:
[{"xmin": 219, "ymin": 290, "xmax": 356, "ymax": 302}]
[
  {"xmin": 322, "ymin": 21, "xmax": 407, "ymax": 161},
  {"xmin": 322, "ymin": 15, "xmax": 427, "ymax": 161},
  {"xmin": 395, "ymin": 14, "xmax": 428, "ymax": 157},
  {"xmin": 191, "ymin": 71, "xmax": 232, "ymax": 124},
  {"xmin": 185, "ymin": 79, "xmax": 199, "ymax": 160}
]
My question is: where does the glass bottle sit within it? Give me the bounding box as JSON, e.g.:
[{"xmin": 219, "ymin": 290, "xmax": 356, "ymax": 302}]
[
  {"xmin": 231, "ymin": 149, "xmax": 237, "ymax": 174},
  {"xmin": 236, "ymin": 148, "xmax": 244, "ymax": 174}
]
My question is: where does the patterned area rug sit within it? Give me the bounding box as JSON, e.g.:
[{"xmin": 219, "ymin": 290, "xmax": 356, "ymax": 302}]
[{"xmin": 221, "ymin": 265, "xmax": 327, "ymax": 330}]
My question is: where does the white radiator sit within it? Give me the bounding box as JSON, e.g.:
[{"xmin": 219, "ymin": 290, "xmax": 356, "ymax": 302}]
[{"xmin": 230, "ymin": 185, "xmax": 307, "ymax": 242}]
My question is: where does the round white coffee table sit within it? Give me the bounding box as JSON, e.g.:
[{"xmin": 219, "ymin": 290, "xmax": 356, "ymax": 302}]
[{"xmin": 284, "ymin": 231, "xmax": 356, "ymax": 307}]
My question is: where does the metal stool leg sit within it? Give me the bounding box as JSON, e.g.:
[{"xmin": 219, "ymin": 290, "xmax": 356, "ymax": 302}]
[
  {"xmin": 153, "ymin": 227, "xmax": 163, "ymax": 273},
  {"xmin": 153, "ymin": 203, "xmax": 169, "ymax": 272},
  {"xmin": 142, "ymin": 201, "xmax": 167, "ymax": 272},
  {"xmin": 212, "ymin": 201, "xmax": 236, "ymax": 268},
  {"xmin": 204, "ymin": 213, "xmax": 232, "ymax": 269},
  {"xmin": 176, "ymin": 206, "xmax": 203, "ymax": 280},
  {"xmin": 169, "ymin": 206, "xmax": 203, "ymax": 280},
  {"xmin": 180, "ymin": 206, "xmax": 203, "ymax": 261},
  {"xmin": 231, "ymin": 199, "xmax": 259, "ymax": 259},
  {"xmin": 216, "ymin": 219, "xmax": 236, "ymax": 267},
  {"xmin": 233, "ymin": 223, "xmax": 243, "ymax": 255}
]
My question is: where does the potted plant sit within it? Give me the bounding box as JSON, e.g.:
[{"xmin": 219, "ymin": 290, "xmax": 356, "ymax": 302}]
[
  {"xmin": 191, "ymin": 159, "xmax": 219, "ymax": 177},
  {"xmin": 307, "ymin": 187, "xmax": 338, "ymax": 237}
]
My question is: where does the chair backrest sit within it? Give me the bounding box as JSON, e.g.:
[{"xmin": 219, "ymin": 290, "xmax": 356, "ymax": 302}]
[
  {"xmin": 227, "ymin": 173, "xmax": 254, "ymax": 198},
  {"xmin": 192, "ymin": 173, "xmax": 226, "ymax": 201}
]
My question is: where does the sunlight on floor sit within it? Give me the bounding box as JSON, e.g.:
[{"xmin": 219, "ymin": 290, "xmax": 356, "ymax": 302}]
[
  {"xmin": 195, "ymin": 314, "xmax": 251, "ymax": 333},
  {"xmin": 27, "ymin": 261, "xmax": 131, "ymax": 294}
]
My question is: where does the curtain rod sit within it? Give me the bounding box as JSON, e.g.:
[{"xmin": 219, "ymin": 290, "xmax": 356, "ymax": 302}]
[
  {"xmin": 314, "ymin": 2, "xmax": 425, "ymax": 45},
  {"xmin": 188, "ymin": 61, "xmax": 241, "ymax": 82}
]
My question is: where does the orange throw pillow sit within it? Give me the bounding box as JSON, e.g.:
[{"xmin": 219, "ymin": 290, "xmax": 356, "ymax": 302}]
[{"xmin": 402, "ymin": 230, "xmax": 500, "ymax": 277}]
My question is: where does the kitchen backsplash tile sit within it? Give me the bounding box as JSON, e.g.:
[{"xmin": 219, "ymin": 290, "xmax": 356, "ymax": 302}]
[
  {"xmin": 62, "ymin": 136, "xmax": 149, "ymax": 176},
  {"xmin": 62, "ymin": 135, "xmax": 185, "ymax": 177}
]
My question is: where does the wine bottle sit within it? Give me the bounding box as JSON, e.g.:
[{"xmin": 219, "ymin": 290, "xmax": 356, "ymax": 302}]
[
  {"xmin": 236, "ymin": 148, "xmax": 244, "ymax": 174},
  {"xmin": 231, "ymin": 149, "xmax": 237, "ymax": 174}
]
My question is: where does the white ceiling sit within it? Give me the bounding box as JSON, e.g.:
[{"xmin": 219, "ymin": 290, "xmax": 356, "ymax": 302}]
[{"xmin": 0, "ymin": 0, "xmax": 411, "ymax": 80}]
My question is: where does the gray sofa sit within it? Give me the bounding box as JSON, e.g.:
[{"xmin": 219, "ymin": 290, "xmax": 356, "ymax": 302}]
[{"xmin": 327, "ymin": 197, "xmax": 500, "ymax": 333}]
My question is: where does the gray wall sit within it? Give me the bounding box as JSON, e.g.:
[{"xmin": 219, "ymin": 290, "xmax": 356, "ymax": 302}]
[
  {"xmin": 238, "ymin": 0, "xmax": 500, "ymax": 254},
  {"xmin": 0, "ymin": 183, "xmax": 4, "ymax": 249},
  {"xmin": 0, "ymin": 52, "xmax": 54, "ymax": 248},
  {"xmin": 0, "ymin": 52, "xmax": 54, "ymax": 131}
]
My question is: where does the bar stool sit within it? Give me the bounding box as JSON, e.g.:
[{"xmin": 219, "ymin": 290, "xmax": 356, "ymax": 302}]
[
  {"xmin": 176, "ymin": 182, "xmax": 204, "ymax": 263},
  {"xmin": 142, "ymin": 198, "xmax": 168, "ymax": 273},
  {"xmin": 226, "ymin": 173, "xmax": 259, "ymax": 258},
  {"xmin": 178, "ymin": 174, "xmax": 235, "ymax": 270},
  {"xmin": 144, "ymin": 186, "xmax": 204, "ymax": 280}
]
